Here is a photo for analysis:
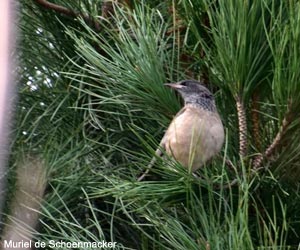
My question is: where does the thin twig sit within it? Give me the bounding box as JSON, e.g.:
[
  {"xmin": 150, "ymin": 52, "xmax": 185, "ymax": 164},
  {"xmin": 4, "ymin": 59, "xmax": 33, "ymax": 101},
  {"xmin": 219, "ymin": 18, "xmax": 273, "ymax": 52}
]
[
  {"xmin": 34, "ymin": 0, "xmax": 77, "ymax": 17},
  {"xmin": 34, "ymin": 0, "xmax": 101, "ymax": 30},
  {"xmin": 137, "ymin": 147, "xmax": 164, "ymax": 181},
  {"xmin": 252, "ymin": 102, "xmax": 294, "ymax": 169}
]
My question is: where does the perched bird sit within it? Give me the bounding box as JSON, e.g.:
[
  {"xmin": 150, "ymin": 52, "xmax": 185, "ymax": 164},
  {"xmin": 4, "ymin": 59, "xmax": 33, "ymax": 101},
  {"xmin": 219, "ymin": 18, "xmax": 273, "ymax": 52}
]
[{"xmin": 138, "ymin": 80, "xmax": 224, "ymax": 181}]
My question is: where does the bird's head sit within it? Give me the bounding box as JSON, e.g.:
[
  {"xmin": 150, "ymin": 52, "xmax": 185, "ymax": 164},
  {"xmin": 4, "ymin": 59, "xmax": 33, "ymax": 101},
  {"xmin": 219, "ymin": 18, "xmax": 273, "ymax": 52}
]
[{"xmin": 164, "ymin": 80, "xmax": 216, "ymax": 112}]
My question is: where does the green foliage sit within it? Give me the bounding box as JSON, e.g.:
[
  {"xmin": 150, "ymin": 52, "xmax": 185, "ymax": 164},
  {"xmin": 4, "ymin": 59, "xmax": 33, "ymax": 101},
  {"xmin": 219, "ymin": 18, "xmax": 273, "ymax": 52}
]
[
  {"xmin": 182, "ymin": 0, "xmax": 272, "ymax": 100},
  {"xmin": 179, "ymin": 0, "xmax": 300, "ymax": 178},
  {"xmin": 8, "ymin": 0, "xmax": 300, "ymax": 249}
]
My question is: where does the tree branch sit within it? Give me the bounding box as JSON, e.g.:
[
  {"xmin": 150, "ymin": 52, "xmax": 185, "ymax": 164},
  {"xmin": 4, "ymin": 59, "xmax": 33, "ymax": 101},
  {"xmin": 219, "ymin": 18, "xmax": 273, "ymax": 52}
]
[
  {"xmin": 34, "ymin": 0, "xmax": 77, "ymax": 17},
  {"xmin": 252, "ymin": 103, "xmax": 293, "ymax": 169},
  {"xmin": 33, "ymin": 0, "xmax": 102, "ymax": 30}
]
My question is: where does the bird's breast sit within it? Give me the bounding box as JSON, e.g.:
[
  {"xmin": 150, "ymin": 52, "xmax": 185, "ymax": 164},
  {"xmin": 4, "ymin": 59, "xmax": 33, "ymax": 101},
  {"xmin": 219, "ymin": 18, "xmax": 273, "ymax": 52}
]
[{"xmin": 164, "ymin": 107, "xmax": 224, "ymax": 172}]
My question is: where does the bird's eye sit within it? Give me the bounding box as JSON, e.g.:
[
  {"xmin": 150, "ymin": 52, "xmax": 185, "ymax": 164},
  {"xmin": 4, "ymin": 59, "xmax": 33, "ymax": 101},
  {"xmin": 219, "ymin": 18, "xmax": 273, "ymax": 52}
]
[{"xmin": 180, "ymin": 81, "xmax": 188, "ymax": 86}]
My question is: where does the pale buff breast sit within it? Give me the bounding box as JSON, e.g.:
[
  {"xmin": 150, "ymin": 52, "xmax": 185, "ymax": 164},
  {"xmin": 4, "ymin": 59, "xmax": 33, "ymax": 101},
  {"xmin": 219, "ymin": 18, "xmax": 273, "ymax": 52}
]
[{"xmin": 164, "ymin": 107, "xmax": 224, "ymax": 171}]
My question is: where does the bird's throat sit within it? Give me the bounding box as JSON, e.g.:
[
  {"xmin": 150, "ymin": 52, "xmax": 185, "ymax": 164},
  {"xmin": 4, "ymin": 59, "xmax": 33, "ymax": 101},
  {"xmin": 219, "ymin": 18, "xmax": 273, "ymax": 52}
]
[{"xmin": 185, "ymin": 98, "xmax": 216, "ymax": 112}]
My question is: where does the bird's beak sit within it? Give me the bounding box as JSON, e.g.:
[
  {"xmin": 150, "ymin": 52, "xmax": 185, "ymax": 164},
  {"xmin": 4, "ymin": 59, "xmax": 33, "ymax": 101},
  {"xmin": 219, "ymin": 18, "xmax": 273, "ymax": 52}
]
[{"xmin": 164, "ymin": 83, "xmax": 184, "ymax": 89}]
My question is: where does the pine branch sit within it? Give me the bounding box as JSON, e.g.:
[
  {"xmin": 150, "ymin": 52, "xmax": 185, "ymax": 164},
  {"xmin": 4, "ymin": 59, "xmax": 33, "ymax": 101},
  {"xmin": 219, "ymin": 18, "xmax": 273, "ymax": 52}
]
[
  {"xmin": 33, "ymin": 0, "xmax": 102, "ymax": 30},
  {"xmin": 34, "ymin": 0, "xmax": 77, "ymax": 17},
  {"xmin": 252, "ymin": 102, "xmax": 294, "ymax": 169}
]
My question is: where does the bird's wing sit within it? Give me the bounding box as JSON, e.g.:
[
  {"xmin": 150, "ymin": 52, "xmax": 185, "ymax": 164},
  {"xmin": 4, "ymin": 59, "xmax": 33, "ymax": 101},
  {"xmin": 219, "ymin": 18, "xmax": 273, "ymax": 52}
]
[{"xmin": 155, "ymin": 106, "xmax": 187, "ymax": 157}]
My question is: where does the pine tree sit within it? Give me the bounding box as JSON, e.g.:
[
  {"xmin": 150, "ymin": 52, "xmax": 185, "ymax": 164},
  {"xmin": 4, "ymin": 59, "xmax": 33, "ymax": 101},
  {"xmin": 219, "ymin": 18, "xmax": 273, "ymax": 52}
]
[{"xmin": 2, "ymin": 0, "xmax": 300, "ymax": 249}]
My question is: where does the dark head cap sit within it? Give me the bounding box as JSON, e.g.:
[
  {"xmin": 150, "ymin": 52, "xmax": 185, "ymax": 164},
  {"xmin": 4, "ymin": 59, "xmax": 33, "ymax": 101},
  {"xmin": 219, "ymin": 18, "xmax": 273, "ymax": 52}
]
[
  {"xmin": 164, "ymin": 80, "xmax": 216, "ymax": 111},
  {"xmin": 165, "ymin": 79, "xmax": 213, "ymax": 101}
]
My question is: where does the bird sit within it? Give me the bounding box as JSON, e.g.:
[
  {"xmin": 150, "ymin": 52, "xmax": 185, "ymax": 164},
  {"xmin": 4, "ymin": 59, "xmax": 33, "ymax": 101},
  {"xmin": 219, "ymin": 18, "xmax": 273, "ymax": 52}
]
[{"xmin": 138, "ymin": 79, "xmax": 224, "ymax": 181}]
